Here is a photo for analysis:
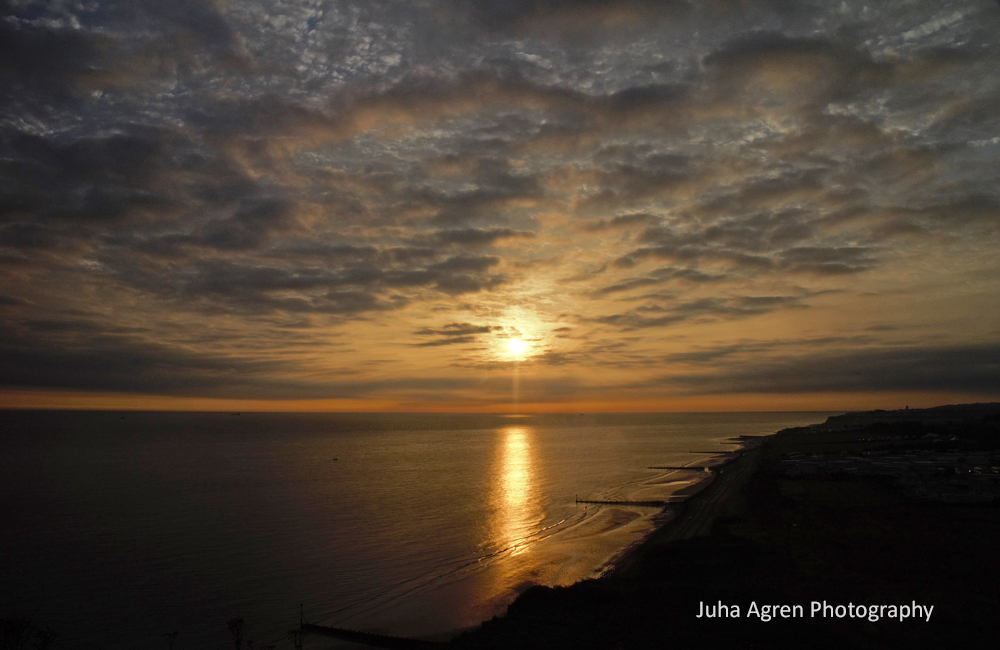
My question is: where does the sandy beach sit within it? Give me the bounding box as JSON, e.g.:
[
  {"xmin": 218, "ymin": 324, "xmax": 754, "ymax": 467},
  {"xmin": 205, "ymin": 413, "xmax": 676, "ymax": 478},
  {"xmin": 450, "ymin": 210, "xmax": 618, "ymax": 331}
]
[{"xmin": 607, "ymin": 436, "xmax": 766, "ymax": 578}]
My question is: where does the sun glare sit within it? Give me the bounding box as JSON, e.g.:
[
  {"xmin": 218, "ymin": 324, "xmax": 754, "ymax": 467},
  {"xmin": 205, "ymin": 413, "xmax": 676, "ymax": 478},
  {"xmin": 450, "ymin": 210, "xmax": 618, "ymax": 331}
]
[{"xmin": 506, "ymin": 338, "xmax": 527, "ymax": 357}]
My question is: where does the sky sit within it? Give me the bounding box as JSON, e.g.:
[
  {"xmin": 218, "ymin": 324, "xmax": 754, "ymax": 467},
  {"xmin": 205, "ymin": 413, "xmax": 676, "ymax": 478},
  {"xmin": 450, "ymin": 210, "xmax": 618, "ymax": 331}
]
[{"xmin": 1, "ymin": 0, "xmax": 999, "ymax": 412}]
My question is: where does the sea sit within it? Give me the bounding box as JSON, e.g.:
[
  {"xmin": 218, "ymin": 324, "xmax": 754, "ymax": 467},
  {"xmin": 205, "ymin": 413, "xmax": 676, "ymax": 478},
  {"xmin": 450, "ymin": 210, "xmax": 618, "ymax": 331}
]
[{"xmin": 0, "ymin": 411, "xmax": 832, "ymax": 649}]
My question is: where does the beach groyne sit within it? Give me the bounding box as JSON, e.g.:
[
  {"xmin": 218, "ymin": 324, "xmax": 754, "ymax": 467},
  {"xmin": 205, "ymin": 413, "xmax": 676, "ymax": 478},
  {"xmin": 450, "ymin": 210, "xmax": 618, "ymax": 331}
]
[
  {"xmin": 575, "ymin": 498, "xmax": 673, "ymax": 507},
  {"xmin": 604, "ymin": 439, "xmax": 766, "ymax": 578},
  {"xmin": 301, "ymin": 623, "xmax": 442, "ymax": 649}
]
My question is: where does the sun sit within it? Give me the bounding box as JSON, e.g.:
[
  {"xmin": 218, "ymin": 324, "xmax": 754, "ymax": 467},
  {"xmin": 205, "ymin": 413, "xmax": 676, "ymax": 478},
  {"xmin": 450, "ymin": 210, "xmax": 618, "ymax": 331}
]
[{"xmin": 506, "ymin": 338, "xmax": 527, "ymax": 357}]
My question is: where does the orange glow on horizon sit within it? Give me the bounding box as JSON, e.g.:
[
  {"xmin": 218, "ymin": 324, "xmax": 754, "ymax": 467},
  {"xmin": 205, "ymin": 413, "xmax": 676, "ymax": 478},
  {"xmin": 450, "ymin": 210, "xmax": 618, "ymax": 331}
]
[{"xmin": 0, "ymin": 388, "xmax": 990, "ymax": 413}]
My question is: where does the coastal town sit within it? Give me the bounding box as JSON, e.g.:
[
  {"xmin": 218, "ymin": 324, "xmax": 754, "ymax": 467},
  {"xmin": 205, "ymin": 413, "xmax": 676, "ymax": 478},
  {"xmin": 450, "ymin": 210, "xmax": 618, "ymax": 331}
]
[{"xmin": 779, "ymin": 448, "xmax": 1000, "ymax": 503}]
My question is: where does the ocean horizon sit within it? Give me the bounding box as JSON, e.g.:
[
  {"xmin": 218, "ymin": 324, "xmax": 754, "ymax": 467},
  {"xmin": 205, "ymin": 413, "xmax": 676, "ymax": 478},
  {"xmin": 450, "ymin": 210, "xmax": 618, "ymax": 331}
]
[{"xmin": 1, "ymin": 410, "xmax": 833, "ymax": 649}]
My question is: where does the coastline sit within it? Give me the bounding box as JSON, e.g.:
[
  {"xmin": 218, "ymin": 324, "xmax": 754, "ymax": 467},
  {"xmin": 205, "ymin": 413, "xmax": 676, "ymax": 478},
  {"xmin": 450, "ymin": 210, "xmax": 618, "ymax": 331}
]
[
  {"xmin": 428, "ymin": 436, "xmax": 772, "ymax": 643},
  {"xmin": 447, "ymin": 404, "xmax": 1000, "ymax": 649},
  {"xmin": 310, "ymin": 439, "xmax": 766, "ymax": 647},
  {"xmin": 604, "ymin": 435, "xmax": 767, "ymax": 579},
  {"xmin": 444, "ymin": 432, "xmax": 780, "ymax": 649}
]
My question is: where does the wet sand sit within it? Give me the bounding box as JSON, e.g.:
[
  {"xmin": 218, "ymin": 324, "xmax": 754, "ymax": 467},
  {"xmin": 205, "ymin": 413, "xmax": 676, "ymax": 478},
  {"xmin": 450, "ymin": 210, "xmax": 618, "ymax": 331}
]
[{"xmin": 608, "ymin": 438, "xmax": 764, "ymax": 577}]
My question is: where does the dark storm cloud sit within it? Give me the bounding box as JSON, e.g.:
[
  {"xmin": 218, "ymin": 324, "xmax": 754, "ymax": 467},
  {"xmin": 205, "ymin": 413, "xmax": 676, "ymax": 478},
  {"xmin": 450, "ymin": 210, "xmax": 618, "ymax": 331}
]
[
  {"xmin": 0, "ymin": 129, "xmax": 178, "ymax": 223},
  {"xmin": 923, "ymin": 94, "xmax": 1000, "ymax": 142},
  {"xmin": 457, "ymin": 0, "xmax": 809, "ymax": 32},
  {"xmin": 578, "ymin": 213, "xmax": 661, "ymax": 232},
  {"xmin": 0, "ymin": 222, "xmax": 76, "ymax": 252},
  {"xmin": 755, "ymin": 114, "xmax": 893, "ymax": 160},
  {"xmin": 593, "ymin": 276, "xmax": 664, "ymax": 296},
  {"xmin": 595, "ymin": 294, "xmax": 807, "ymax": 330},
  {"xmin": 0, "ymin": 123, "xmax": 295, "ymax": 282},
  {"xmin": 655, "ymin": 344, "xmax": 1000, "ymax": 395},
  {"xmin": 818, "ymin": 192, "xmax": 1000, "ymax": 242},
  {"xmin": 413, "ymin": 322, "xmax": 502, "ymax": 347},
  {"xmin": 278, "ymin": 150, "xmax": 549, "ymax": 230},
  {"xmin": 604, "ymin": 84, "xmax": 690, "ymax": 117},
  {"xmin": 573, "ymin": 161, "xmax": 697, "ymax": 214},
  {"xmin": 614, "ymin": 246, "xmax": 774, "ymax": 273},
  {"xmin": 778, "ymin": 246, "xmax": 877, "ymax": 275},
  {"xmin": 190, "ymin": 69, "xmax": 692, "ymax": 153},
  {"xmin": 0, "ymin": 319, "xmax": 289, "ymax": 395},
  {"xmin": 44, "ymin": 186, "xmax": 176, "ymax": 225},
  {"xmin": 185, "ymin": 93, "xmax": 334, "ymax": 140},
  {"xmin": 195, "ymin": 197, "xmax": 299, "ymax": 251},
  {"xmin": 636, "ymin": 208, "xmax": 816, "ymax": 252},
  {"xmin": 0, "ymin": 127, "xmax": 270, "ymax": 270},
  {"xmin": 418, "ymin": 184, "xmax": 543, "ymax": 227},
  {"xmin": 0, "ymin": 315, "xmax": 485, "ymax": 399},
  {"xmin": 593, "ymin": 266, "xmax": 725, "ymax": 295},
  {"xmin": 610, "ymin": 198, "xmax": 879, "ymax": 277},
  {"xmin": 416, "ymin": 323, "xmax": 500, "ymax": 337},
  {"xmin": 136, "ymin": 252, "xmax": 506, "ymax": 315},
  {"xmin": 693, "ymin": 168, "xmax": 828, "ymax": 218},
  {"xmin": 0, "ymin": 1, "xmax": 109, "ymax": 102},
  {"xmin": 139, "ymin": 0, "xmax": 250, "ymax": 66},
  {"xmin": 0, "ymin": 294, "xmax": 31, "ymax": 307},
  {"xmin": 661, "ymin": 335, "xmax": 879, "ymax": 363},
  {"xmin": 432, "ymin": 228, "xmax": 536, "ymax": 246},
  {"xmin": 0, "ymin": 0, "xmax": 255, "ymax": 108},
  {"xmin": 428, "ymin": 255, "xmax": 500, "ymax": 273},
  {"xmin": 433, "ymin": 273, "xmax": 506, "ymax": 295},
  {"xmin": 457, "ymin": 0, "xmax": 691, "ymax": 32},
  {"xmin": 915, "ymin": 194, "xmax": 1000, "ymax": 227},
  {"xmin": 664, "ymin": 342, "xmax": 771, "ymax": 363},
  {"xmin": 26, "ymin": 130, "xmax": 176, "ymax": 182},
  {"xmin": 414, "ymin": 336, "xmax": 479, "ymax": 347},
  {"xmin": 702, "ymin": 32, "xmax": 893, "ymax": 110}
]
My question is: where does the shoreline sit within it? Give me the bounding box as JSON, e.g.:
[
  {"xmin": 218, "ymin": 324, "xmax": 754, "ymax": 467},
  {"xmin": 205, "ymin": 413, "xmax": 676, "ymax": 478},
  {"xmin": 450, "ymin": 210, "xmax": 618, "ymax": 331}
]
[
  {"xmin": 321, "ymin": 440, "xmax": 765, "ymax": 647},
  {"xmin": 448, "ymin": 403, "xmax": 1000, "ymax": 649},
  {"xmin": 603, "ymin": 434, "xmax": 769, "ymax": 579},
  {"xmin": 284, "ymin": 439, "xmax": 768, "ymax": 648},
  {"xmin": 425, "ymin": 437, "xmax": 767, "ymax": 643},
  {"xmin": 443, "ymin": 429, "xmax": 799, "ymax": 649}
]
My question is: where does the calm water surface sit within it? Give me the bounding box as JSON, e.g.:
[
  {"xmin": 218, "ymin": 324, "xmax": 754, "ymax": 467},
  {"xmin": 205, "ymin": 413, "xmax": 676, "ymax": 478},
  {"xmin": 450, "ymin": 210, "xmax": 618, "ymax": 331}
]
[{"xmin": 0, "ymin": 411, "xmax": 832, "ymax": 649}]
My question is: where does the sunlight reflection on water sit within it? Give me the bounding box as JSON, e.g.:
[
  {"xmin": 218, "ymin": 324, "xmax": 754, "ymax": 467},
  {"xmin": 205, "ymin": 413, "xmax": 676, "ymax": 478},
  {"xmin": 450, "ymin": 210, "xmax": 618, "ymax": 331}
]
[{"xmin": 493, "ymin": 427, "xmax": 540, "ymax": 555}]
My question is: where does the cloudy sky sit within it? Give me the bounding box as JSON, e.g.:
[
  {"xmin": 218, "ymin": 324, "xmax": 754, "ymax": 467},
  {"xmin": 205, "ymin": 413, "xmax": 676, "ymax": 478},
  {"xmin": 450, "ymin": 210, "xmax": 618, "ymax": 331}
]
[{"xmin": 2, "ymin": 0, "xmax": 999, "ymax": 411}]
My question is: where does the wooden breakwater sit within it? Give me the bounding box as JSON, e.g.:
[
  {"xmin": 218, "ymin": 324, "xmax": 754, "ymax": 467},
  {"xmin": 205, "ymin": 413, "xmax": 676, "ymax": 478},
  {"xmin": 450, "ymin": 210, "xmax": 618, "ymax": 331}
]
[
  {"xmin": 575, "ymin": 498, "xmax": 672, "ymax": 507},
  {"xmin": 646, "ymin": 466, "xmax": 714, "ymax": 471},
  {"xmin": 301, "ymin": 624, "xmax": 442, "ymax": 649}
]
